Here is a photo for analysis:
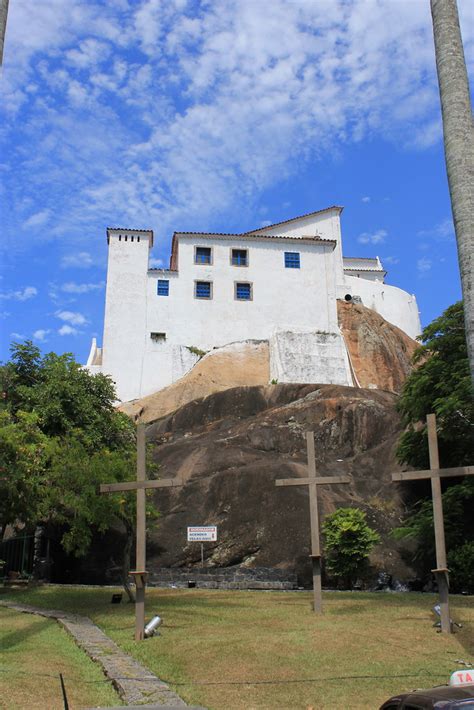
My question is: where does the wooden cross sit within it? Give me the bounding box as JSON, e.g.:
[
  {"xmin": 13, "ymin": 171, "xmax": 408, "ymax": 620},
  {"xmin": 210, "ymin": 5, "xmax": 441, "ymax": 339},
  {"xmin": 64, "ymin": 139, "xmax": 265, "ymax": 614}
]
[
  {"xmin": 275, "ymin": 431, "xmax": 351, "ymax": 613},
  {"xmin": 392, "ymin": 413, "xmax": 474, "ymax": 634},
  {"xmin": 100, "ymin": 423, "xmax": 182, "ymax": 640}
]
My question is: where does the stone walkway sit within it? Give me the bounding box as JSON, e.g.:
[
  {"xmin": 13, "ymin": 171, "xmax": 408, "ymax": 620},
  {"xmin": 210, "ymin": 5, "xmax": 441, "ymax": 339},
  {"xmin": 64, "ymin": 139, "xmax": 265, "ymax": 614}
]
[{"xmin": 0, "ymin": 600, "xmax": 199, "ymax": 708}]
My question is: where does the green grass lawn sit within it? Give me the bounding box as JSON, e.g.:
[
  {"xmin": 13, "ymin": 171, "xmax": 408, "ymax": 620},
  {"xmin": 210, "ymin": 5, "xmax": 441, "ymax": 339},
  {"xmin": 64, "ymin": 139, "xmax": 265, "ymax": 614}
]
[
  {"xmin": 0, "ymin": 604, "xmax": 121, "ymax": 709},
  {"xmin": 1, "ymin": 585, "xmax": 473, "ymax": 710}
]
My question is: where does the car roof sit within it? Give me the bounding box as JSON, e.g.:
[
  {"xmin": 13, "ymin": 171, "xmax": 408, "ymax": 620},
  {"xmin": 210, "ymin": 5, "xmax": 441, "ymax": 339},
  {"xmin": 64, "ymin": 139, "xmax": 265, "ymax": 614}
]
[{"xmin": 381, "ymin": 685, "xmax": 474, "ymax": 708}]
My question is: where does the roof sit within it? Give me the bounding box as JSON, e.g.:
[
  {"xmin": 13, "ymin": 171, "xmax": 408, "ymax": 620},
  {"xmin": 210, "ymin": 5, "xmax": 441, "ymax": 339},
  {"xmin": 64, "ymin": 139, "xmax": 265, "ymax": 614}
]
[
  {"xmin": 169, "ymin": 231, "xmax": 336, "ymax": 270},
  {"xmin": 107, "ymin": 227, "xmax": 154, "ymax": 247},
  {"xmin": 244, "ymin": 205, "xmax": 343, "ymax": 234},
  {"xmin": 343, "ymin": 256, "xmax": 386, "ymax": 274}
]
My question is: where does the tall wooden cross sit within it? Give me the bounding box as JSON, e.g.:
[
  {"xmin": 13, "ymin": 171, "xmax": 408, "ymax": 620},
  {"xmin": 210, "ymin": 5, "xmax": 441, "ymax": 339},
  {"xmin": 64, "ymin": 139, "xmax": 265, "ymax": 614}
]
[
  {"xmin": 392, "ymin": 413, "xmax": 474, "ymax": 634},
  {"xmin": 100, "ymin": 423, "xmax": 182, "ymax": 641},
  {"xmin": 275, "ymin": 431, "xmax": 351, "ymax": 613}
]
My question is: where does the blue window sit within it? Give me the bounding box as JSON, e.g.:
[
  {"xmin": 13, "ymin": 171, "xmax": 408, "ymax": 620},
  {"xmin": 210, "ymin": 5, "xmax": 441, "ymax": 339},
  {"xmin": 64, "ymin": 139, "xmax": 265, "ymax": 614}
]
[
  {"xmin": 195, "ymin": 246, "xmax": 212, "ymax": 264},
  {"xmin": 236, "ymin": 282, "xmax": 252, "ymax": 300},
  {"xmin": 231, "ymin": 248, "xmax": 248, "ymax": 266},
  {"xmin": 195, "ymin": 281, "xmax": 212, "ymax": 299},
  {"xmin": 157, "ymin": 280, "xmax": 169, "ymax": 296},
  {"xmin": 284, "ymin": 252, "xmax": 300, "ymax": 268}
]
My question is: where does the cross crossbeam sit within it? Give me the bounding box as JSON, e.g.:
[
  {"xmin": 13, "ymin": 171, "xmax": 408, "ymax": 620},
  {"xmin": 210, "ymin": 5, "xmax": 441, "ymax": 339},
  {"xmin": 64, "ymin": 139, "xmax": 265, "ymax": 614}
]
[
  {"xmin": 275, "ymin": 431, "xmax": 351, "ymax": 613},
  {"xmin": 391, "ymin": 413, "xmax": 474, "ymax": 634},
  {"xmin": 100, "ymin": 423, "xmax": 182, "ymax": 640}
]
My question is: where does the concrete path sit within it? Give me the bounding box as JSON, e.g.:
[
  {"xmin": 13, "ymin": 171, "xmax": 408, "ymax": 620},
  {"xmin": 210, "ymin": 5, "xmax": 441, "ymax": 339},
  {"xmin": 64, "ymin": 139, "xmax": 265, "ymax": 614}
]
[{"xmin": 0, "ymin": 600, "xmax": 201, "ymax": 708}]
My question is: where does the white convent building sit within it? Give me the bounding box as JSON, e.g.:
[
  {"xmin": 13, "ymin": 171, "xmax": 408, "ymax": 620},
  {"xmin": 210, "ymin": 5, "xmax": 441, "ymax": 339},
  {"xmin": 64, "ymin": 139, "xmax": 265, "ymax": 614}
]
[{"xmin": 86, "ymin": 206, "xmax": 421, "ymax": 403}]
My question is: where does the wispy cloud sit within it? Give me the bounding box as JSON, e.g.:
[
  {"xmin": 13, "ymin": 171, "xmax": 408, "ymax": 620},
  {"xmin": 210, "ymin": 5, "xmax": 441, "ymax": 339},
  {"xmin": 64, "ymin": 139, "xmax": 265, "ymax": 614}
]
[
  {"xmin": 2, "ymin": 0, "xmax": 473, "ymax": 257},
  {"xmin": 60, "ymin": 281, "xmax": 104, "ymax": 293},
  {"xmin": 55, "ymin": 309, "xmax": 88, "ymax": 326},
  {"xmin": 361, "ymin": 196, "xmax": 371, "ymax": 203},
  {"xmin": 417, "ymin": 218, "xmax": 454, "ymax": 242},
  {"xmin": 33, "ymin": 328, "xmax": 50, "ymax": 342},
  {"xmin": 0, "ymin": 286, "xmax": 38, "ymax": 301},
  {"xmin": 22, "ymin": 209, "xmax": 51, "ymax": 229},
  {"xmin": 357, "ymin": 229, "xmax": 387, "ymax": 245},
  {"xmin": 417, "ymin": 257, "xmax": 432, "ymax": 274},
  {"xmin": 61, "ymin": 252, "xmax": 94, "ymax": 269},
  {"xmin": 383, "ymin": 256, "xmax": 400, "ymax": 265},
  {"xmin": 58, "ymin": 324, "xmax": 79, "ymax": 336},
  {"xmin": 148, "ymin": 258, "xmax": 164, "ymax": 269}
]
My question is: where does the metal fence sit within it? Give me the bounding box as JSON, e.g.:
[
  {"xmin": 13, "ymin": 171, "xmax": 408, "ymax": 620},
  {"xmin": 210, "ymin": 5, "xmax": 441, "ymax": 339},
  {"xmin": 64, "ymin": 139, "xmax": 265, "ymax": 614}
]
[{"xmin": 0, "ymin": 534, "xmax": 35, "ymax": 576}]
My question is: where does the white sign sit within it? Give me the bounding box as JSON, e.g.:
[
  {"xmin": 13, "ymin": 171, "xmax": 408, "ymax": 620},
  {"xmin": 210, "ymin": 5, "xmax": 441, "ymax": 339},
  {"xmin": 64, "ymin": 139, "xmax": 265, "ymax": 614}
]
[
  {"xmin": 450, "ymin": 670, "xmax": 474, "ymax": 686},
  {"xmin": 187, "ymin": 526, "xmax": 217, "ymax": 542}
]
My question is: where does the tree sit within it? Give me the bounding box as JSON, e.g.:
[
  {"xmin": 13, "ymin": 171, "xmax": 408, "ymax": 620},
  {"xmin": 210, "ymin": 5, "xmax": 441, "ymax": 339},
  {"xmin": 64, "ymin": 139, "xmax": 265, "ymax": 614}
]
[
  {"xmin": 322, "ymin": 508, "xmax": 380, "ymax": 589},
  {"xmin": 392, "ymin": 477, "xmax": 474, "ymax": 591},
  {"xmin": 395, "ymin": 302, "xmax": 474, "ymax": 587},
  {"xmin": 0, "ymin": 341, "xmax": 156, "ymax": 598},
  {"xmin": 430, "ymin": 0, "xmax": 474, "ymax": 386},
  {"xmin": 397, "ymin": 302, "xmax": 473, "ymax": 469}
]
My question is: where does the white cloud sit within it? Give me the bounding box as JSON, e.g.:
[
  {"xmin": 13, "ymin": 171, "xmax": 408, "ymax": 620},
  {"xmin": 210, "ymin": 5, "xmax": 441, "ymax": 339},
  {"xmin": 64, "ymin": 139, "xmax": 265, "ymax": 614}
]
[
  {"xmin": 22, "ymin": 209, "xmax": 51, "ymax": 229},
  {"xmin": 383, "ymin": 256, "xmax": 400, "ymax": 265},
  {"xmin": 0, "ymin": 311, "xmax": 10, "ymax": 319},
  {"xmin": 60, "ymin": 281, "xmax": 104, "ymax": 293},
  {"xmin": 33, "ymin": 329, "xmax": 50, "ymax": 342},
  {"xmin": 0, "ymin": 286, "xmax": 38, "ymax": 301},
  {"xmin": 361, "ymin": 196, "xmax": 371, "ymax": 203},
  {"xmin": 417, "ymin": 257, "xmax": 432, "ymax": 274},
  {"xmin": 357, "ymin": 229, "xmax": 387, "ymax": 245},
  {"xmin": 55, "ymin": 309, "xmax": 88, "ymax": 325},
  {"xmin": 61, "ymin": 252, "xmax": 94, "ymax": 268},
  {"xmin": 1, "ymin": 0, "xmax": 473, "ymax": 258},
  {"xmin": 10, "ymin": 332, "xmax": 26, "ymax": 340},
  {"xmin": 58, "ymin": 324, "xmax": 79, "ymax": 336},
  {"xmin": 148, "ymin": 257, "xmax": 165, "ymax": 268},
  {"xmin": 417, "ymin": 218, "xmax": 454, "ymax": 242}
]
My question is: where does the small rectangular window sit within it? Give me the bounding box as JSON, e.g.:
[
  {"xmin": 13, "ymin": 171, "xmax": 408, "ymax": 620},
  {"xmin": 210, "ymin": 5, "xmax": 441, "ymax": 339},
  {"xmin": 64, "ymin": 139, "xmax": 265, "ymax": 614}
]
[
  {"xmin": 157, "ymin": 280, "xmax": 169, "ymax": 296},
  {"xmin": 195, "ymin": 281, "xmax": 212, "ymax": 299},
  {"xmin": 235, "ymin": 282, "xmax": 252, "ymax": 301},
  {"xmin": 150, "ymin": 332, "xmax": 166, "ymax": 342},
  {"xmin": 231, "ymin": 249, "xmax": 248, "ymax": 266},
  {"xmin": 195, "ymin": 246, "xmax": 212, "ymax": 264},
  {"xmin": 284, "ymin": 252, "xmax": 300, "ymax": 268}
]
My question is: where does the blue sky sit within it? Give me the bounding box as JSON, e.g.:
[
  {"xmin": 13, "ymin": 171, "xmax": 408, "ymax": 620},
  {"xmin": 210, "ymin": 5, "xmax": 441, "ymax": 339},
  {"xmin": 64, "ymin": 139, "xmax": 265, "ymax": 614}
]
[{"xmin": 1, "ymin": 0, "xmax": 473, "ymax": 365}]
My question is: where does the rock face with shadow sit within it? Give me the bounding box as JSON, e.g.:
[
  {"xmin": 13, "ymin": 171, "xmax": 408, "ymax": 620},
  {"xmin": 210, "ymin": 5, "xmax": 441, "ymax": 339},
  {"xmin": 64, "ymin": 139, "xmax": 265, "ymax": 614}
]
[{"xmin": 145, "ymin": 383, "xmax": 415, "ymax": 586}]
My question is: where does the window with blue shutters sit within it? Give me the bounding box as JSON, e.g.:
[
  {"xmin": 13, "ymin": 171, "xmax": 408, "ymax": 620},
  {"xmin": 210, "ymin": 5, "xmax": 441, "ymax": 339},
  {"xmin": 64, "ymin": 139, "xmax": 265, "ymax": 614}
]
[
  {"xmin": 157, "ymin": 280, "xmax": 169, "ymax": 296},
  {"xmin": 235, "ymin": 282, "xmax": 252, "ymax": 301},
  {"xmin": 284, "ymin": 252, "xmax": 300, "ymax": 268},
  {"xmin": 195, "ymin": 246, "xmax": 212, "ymax": 264},
  {"xmin": 195, "ymin": 281, "xmax": 212, "ymax": 299},
  {"xmin": 231, "ymin": 248, "xmax": 248, "ymax": 266}
]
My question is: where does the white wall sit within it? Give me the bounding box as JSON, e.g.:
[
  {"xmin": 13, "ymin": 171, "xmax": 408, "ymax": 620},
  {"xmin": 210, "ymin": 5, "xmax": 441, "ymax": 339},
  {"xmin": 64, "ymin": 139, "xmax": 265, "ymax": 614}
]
[
  {"xmin": 147, "ymin": 236, "xmax": 338, "ymax": 351},
  {"xmin": 339, "ymin": 276, "xmax": 421, "ymax": 340},
  {"xmin": 101, "ymin": 231, "xmax": 152, "ymax": 402},
  {"xmin": 270, "ymin": 328, "xmax": 352, "ymax": 386},
  {"xmin": 254, "ymin": 208, "xmax": 345, "ymax": 289}
]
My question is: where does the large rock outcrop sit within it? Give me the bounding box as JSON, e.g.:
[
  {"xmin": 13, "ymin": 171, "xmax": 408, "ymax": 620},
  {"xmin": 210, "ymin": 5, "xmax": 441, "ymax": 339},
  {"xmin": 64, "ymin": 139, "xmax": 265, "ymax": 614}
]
[
  {"xmin": 338, "ymin": 300, "xmax": 418, "ymax": 392},
  {"xmin": 145, "ymin": 384, "xmax": 415, "ymax": 584}
]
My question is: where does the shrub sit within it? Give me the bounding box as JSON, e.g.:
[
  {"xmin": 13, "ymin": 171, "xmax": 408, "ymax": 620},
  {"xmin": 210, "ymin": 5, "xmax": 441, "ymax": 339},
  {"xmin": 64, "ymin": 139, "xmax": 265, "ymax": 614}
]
[{"xmin": 322, "ymin": 508, "xmax": 380, "ymax": 589}]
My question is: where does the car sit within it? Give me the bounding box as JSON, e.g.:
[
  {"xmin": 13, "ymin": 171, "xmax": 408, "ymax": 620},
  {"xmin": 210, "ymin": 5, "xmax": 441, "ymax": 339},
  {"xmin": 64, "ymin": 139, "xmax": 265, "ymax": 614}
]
[{"xmin": 379, "ymin": 670, "xmax": 474, "ymax": 709}]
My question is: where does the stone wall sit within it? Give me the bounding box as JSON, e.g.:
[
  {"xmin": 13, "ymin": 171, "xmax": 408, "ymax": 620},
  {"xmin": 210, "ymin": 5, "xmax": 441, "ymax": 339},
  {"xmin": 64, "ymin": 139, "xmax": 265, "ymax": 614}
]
[{"xmin": 148, "ymin": 566, "xmax": 298, "ymax": 590}]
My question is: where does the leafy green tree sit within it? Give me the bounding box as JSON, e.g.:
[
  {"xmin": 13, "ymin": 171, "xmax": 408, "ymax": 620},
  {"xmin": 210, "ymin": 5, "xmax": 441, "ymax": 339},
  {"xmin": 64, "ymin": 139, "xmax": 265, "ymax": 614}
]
[
  {"xmin": 0, "ymin": 341, "xmax": 157, "ymax": 598},
  {"xmin": 0, "ymin": 410, "xmax": 55, "ymax": 534},
  {"xmin": 322, "ymin": 508, "xmax": 380, "ymax": 589},
  {"xmin": 395, "ymin": 302, "xmax": 474, "ymax": 586},
  {"xmin": 392, "ymin": 478, "xmax": 474, "ymax": 586},
  {"xmin": 397, "ymin": 301, "xmax": 473, "ymax": 468}
]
